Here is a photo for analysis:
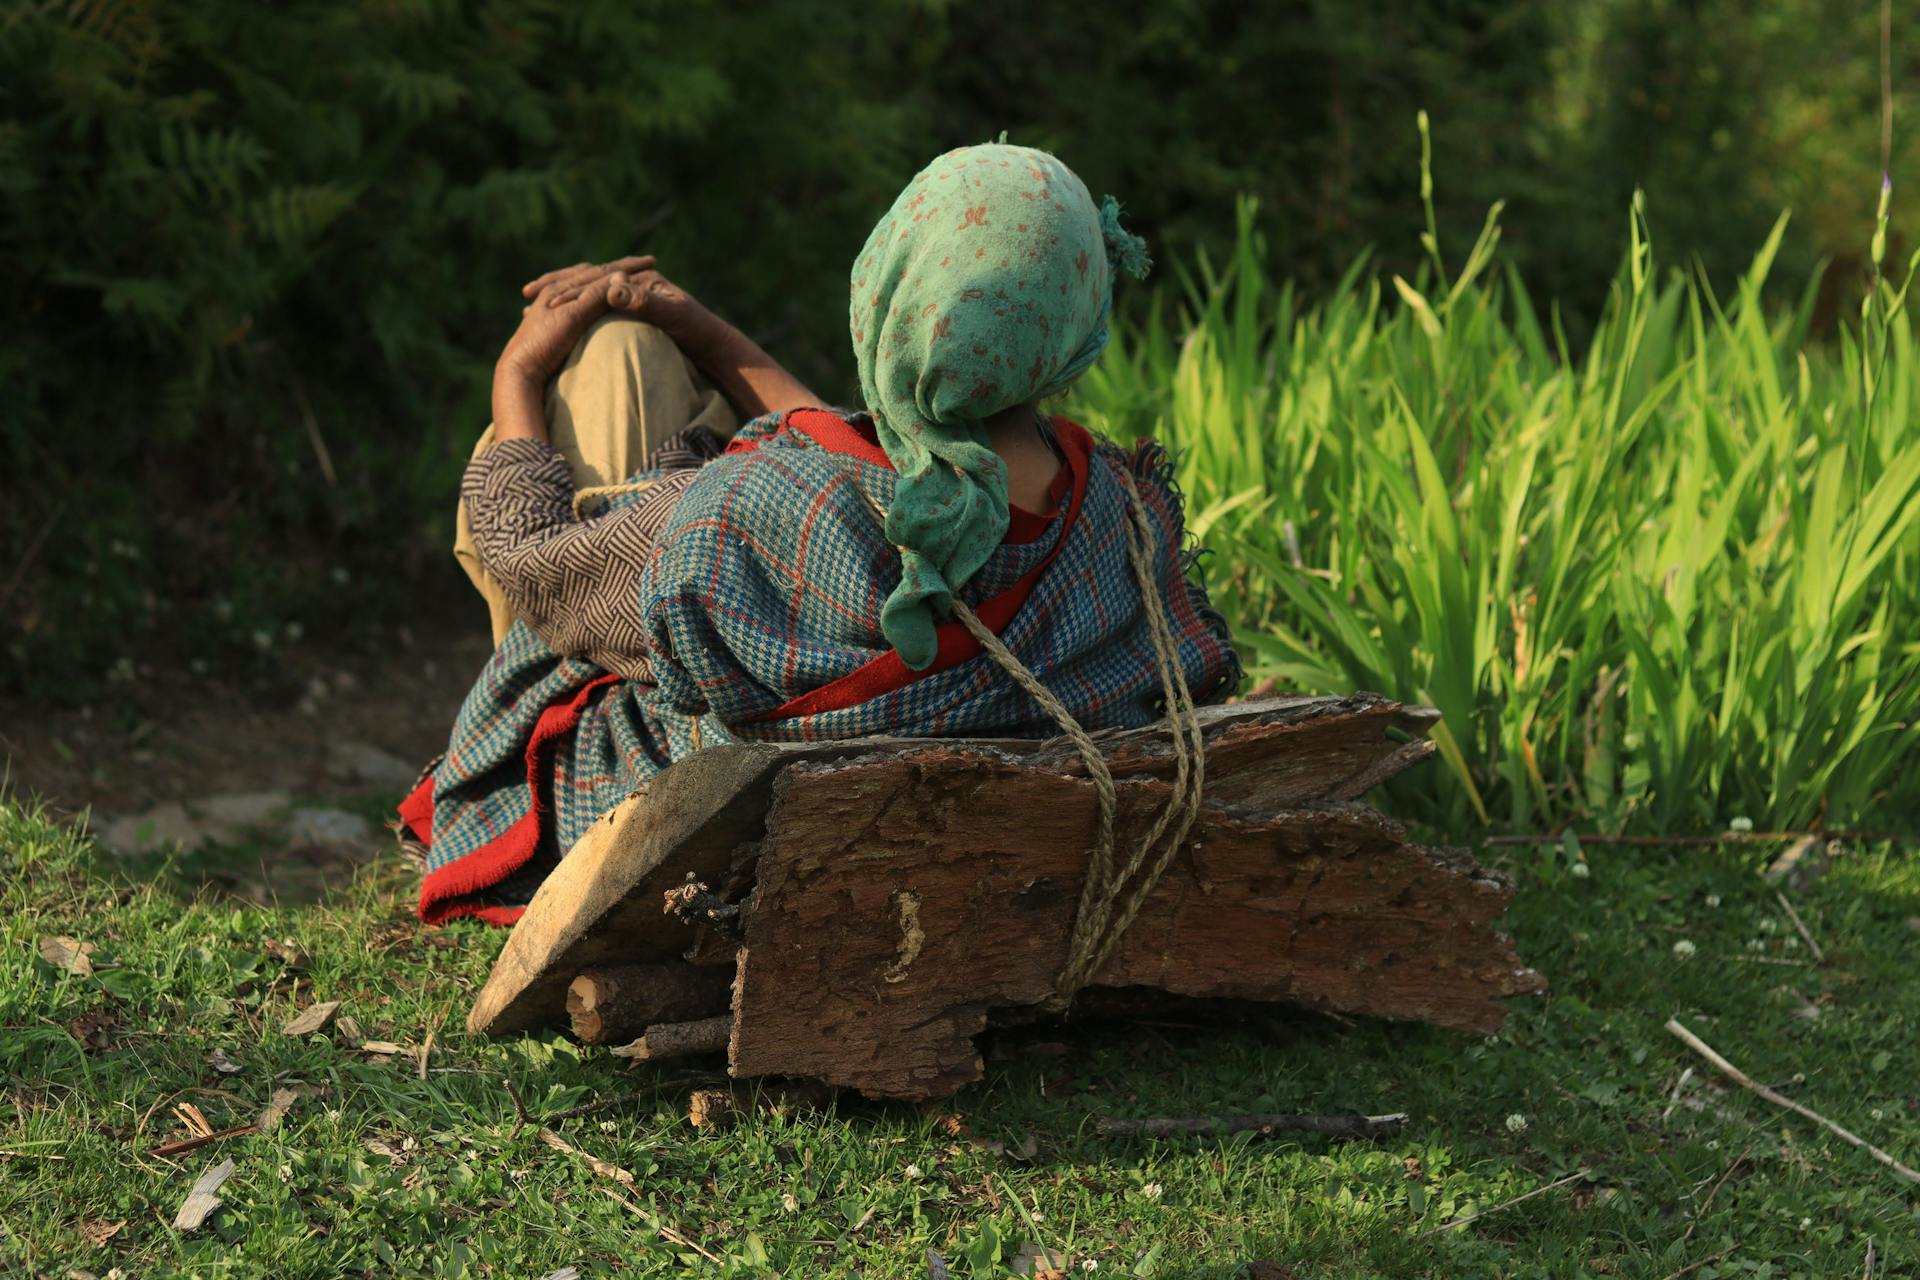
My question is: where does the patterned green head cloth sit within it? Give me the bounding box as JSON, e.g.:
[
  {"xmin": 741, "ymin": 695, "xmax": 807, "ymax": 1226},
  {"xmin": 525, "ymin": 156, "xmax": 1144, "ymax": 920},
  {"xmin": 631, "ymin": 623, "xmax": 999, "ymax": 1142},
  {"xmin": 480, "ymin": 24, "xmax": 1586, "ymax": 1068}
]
[{"xmin": 851, "ymin": 142, "xmax": 1150, "ymax": 669}]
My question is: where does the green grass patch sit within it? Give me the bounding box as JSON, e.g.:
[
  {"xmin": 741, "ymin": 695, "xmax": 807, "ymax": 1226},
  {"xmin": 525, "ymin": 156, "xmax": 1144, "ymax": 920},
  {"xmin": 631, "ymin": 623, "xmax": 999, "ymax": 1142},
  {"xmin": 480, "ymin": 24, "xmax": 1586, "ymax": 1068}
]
[{"xmin": 5, "ymin": 799, "xmax": 1916, "ymax": 1277}]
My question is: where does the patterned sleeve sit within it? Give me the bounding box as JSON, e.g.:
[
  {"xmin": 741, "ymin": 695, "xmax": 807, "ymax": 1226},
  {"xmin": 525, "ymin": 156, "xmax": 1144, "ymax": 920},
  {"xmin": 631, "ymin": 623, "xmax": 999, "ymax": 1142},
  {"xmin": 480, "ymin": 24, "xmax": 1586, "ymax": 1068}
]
[{"xmin": 462, "ymin": 437, "xmax": 708, "ymax": 682}]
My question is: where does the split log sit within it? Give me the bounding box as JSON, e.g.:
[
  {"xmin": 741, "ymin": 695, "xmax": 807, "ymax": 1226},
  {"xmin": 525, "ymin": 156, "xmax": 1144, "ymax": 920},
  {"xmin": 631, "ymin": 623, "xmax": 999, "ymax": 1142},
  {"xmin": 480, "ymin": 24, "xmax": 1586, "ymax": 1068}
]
[
  {"xmin": 467, "ymin": 693, "xmax": 1544, "ymax": 1103},
  {"xmin": 726, "ymin": 747, "xmax": 1543, "ymax": 1099},
  {"xmin": 609, "ymin": 1015, "xmax": 733, "ymax": 1063},
  {"xmin": 566, "ymin": 964, "xmax": 735, "ymax": 1045},
  {"xmin": 470, "ymin": 694, "xmax": 1440, "ymax": 1036}
]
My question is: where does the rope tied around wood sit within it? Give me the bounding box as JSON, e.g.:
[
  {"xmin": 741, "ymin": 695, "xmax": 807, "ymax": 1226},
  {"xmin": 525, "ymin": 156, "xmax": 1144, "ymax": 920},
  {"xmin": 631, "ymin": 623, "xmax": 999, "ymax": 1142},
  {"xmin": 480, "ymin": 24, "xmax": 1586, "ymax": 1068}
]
[{"xmin": 869, "ymin": 469, "xmax": 1207, "ymax": 1012}]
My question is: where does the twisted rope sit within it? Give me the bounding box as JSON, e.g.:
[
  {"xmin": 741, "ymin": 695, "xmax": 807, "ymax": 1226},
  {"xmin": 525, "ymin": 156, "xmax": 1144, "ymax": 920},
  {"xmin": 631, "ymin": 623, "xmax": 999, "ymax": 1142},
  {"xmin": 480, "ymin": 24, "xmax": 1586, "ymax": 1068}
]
[
  {"xmin": 937, "ymin": 470, "xmax": 1207, "ymax": 1011},
  {"xmin": 571, "ymin": 479, "xmax": 657, "ymax": 519}
]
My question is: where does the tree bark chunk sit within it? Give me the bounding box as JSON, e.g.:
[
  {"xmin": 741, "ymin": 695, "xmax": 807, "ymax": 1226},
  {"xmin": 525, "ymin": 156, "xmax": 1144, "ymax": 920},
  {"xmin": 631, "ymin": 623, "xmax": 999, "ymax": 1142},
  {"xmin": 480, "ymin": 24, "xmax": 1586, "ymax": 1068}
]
[{"xmin": 566, "ymin": 964, "xmax": 735, "ymax": 1045}]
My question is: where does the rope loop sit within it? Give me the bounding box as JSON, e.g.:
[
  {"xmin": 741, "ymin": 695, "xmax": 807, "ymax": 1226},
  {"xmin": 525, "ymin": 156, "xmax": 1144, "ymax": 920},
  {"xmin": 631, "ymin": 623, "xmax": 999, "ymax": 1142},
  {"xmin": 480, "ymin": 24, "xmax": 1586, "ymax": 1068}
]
[{"xmin": 943, "ymin": 468, "xmax": 1206, "ymax": 1012}]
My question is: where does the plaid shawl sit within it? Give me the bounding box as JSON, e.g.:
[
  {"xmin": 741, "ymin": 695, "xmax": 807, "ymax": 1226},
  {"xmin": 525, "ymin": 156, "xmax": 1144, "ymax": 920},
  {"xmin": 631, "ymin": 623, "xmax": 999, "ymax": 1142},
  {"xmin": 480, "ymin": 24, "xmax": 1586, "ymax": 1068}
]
[{"xmin": 402, "ymin": 409, "xmax": 1239, "ymax": 924}]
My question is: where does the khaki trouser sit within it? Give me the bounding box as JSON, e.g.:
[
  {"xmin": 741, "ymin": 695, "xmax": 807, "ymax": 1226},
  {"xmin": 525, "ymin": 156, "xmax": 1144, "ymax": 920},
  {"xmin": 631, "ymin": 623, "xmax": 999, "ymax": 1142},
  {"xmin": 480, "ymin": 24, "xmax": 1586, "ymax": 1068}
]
[{"xmin": 455, "ymin": 317, "xmax": 739, "ymax": 644}]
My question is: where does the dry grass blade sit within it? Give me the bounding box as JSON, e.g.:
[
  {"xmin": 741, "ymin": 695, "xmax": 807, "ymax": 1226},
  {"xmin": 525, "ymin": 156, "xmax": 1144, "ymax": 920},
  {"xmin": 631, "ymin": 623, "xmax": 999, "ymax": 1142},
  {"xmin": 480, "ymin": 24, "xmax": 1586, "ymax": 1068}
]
[{"xmin": 1414, "ymin": 1168, "xmax": 1590, "ymax": 1236}]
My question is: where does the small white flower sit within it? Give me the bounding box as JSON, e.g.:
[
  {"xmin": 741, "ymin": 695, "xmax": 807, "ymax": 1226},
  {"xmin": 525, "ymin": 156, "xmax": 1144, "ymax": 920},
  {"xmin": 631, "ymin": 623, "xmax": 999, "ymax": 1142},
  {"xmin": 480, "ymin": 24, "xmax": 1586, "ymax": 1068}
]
[
  {"xmin": 598, "ymin": 1120, "xmax": 617, "ymax": 1132},
  {"xmin": 284, "ymin": 621, "xmax": 304, "ymax": 643},
  {"xmin": 1672, "ymin": 939, "xmax": 1697, "ymax": 960},
  {"xmin": 1505, "ymin": 1113, "xmax": 1528, "ymax": 1133},
  {"xmin": 326, "ymin": 1109, "xmax": 342, "ymax": 1121},
  {"xmin": 1705, "ymin": 1139, "xmax": 1720, "ymax": 1150},
  {"xmin": 1759, "ymin": 918, "xmax": 1778, "ymax": 933},
  {"xmin": 330, "ymin": 566, "xmax": 351, "ymax": 586},
  {"xmin": 903, "ymin": 1163, "xmax": 922, "ymax": 1179},
  {"xmin": 1791, "ymin": 1072, "xmax": 1806, "ymax": 1084},
  {"xmin": 251, "ymin": 627, "xmax": 275, "ymax": 651},
  {"xmin": 1798, "ymin": 1216, "xmax": 1812, "ymax": 1231},
  {"xmin": 1748, "ymin": 939, "xmax": 1767, "ymax": 952},
  {"xmin": 1031, "ymin": 1212, "xmax": 1045, "ymax": 1223},
  {"xmin": 107, "ymin": 656, "xmax": 136, "ymax": 684},
  {"xmin": 1729, "ymin": 816, "xmax": 1754, "ymax": 833},
  {"xmin": 1139, "ymin": 1182, "xmax": 1163, "ymax": 1201},
  {"xmin": 1871, "ymin": 1108, "xmax": 1885, "ymax": 1120},
  {"xmin": 1704, "ymin": 894, "xmax": 1721, "ymax": 908},
  {"xmin": 1569, "ymin": 861, "xmax": 1590, "ymax": 879},
  {"xmin": 1783, "ymin": 936, "xmax": 1800, "ymax": 950},
  {"xmin": 781, "ymin": 1192, "xmax": 800, "ymax": 1212},
  {"xmin": 1082, "ymin": 1262, "xmax": 1098, "ymax": 1272}
]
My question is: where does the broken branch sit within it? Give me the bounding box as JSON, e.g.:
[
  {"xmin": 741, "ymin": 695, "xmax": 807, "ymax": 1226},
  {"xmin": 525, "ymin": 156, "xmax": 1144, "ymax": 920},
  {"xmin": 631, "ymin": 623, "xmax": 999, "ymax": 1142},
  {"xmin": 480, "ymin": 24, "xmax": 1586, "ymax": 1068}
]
[
  {"xmin": 1096, "ymin": 1111, "xmax": 1408, "ymax": 1139},
  {"xmin": 1665, "ymin": 1019, "xmax": 1919, "ymax": 1184}
]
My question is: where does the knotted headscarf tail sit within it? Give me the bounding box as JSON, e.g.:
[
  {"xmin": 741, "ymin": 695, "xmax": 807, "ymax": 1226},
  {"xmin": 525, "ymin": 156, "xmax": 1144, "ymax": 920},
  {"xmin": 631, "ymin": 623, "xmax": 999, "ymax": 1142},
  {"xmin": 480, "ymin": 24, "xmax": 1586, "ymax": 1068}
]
[{"xmin": 851, "ymin": 142, "xmax": 1151, "ymax": 669}]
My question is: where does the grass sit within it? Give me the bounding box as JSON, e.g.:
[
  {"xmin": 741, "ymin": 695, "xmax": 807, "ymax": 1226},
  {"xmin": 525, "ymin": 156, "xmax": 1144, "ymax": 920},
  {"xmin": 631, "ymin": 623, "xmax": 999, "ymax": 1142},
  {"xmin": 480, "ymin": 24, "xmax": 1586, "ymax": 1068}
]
[
  {"xmin": 1072, "ymin": 158, "xmax": 1920, "ymax": 839},
  {"xmin": 4, "ymin": 796, "xmax": 1917, "ymax": 1277}
]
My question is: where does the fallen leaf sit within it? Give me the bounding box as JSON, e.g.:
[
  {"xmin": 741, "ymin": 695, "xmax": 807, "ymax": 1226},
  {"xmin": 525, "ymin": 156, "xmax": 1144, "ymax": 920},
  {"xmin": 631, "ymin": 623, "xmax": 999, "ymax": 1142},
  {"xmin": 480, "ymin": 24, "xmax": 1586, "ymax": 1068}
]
[
  {"xmin": 1010, "ymin": 1242, "xmax": 1067, "ymax": 1277},
  {"xmin": 333, "ymin": 1015, "xmax": 363, "ymax": 1049},
  {"xmin": 172, "ymin": 1157, "xmax": 236, "ymax": 1231},
  {"xmin": 542, "ymin": 1269, "xmax": 583, "ymax": 1280},
  {"xmin": 539, "ymin": 1128, "xmax": 634, "ymax": 1185},
  {"xmin": 68, "ymin": 1010, "xmax": 116, "ymax": 1053},
  {"xmin": 78, "ymin": 1218, "xmax": 125, "ymax": 1247},
  {"xmin": 39, "ymin": 936, "xmax": 96, "ymax": 977},
  {"xmin": 255, "ymin": 1087, "xmax": 303, "ymax": 1133},
  {"xmin": 1246, "ymin": 1263, "xmax": 1299, "ymax": 1280},
  {"xmin": 688, "ymin": 1088, "xmax": 740, "ymax": 1130},
  {"xmin": 364, "ymin": 1135, "xmax": 415, "ymax": 1165},
  {"xmin": 262, "ymin": 938, "xmax": 310, "ymax": 969},
  {"xmin": 360, "ymin": 1040, "xmax": 405, "ymax": 1055},
  {"xmin": 282, "ymin": 1000, "xmax": 341, "ymax": 1037},
  {"xmin": 206, "ymin": 1048, "xmax": 243, "ymax": 1075}
]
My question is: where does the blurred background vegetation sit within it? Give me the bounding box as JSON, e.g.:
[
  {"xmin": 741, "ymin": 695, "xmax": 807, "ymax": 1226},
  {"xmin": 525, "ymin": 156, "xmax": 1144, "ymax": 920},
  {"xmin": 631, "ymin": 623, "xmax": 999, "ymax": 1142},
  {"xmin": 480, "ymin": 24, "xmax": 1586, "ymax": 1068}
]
[{"xmin": 0, "ymin": 0, "xmax": 1910, "ymax": 698}]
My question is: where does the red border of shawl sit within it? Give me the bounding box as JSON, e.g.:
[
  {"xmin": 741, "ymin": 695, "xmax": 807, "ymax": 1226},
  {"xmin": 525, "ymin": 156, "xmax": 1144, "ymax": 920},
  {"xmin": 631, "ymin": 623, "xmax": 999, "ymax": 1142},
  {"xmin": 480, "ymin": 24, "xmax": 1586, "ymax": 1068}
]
[{"xmin": 410, "ymin": 671, "xmax": 621, "ymax": 925}]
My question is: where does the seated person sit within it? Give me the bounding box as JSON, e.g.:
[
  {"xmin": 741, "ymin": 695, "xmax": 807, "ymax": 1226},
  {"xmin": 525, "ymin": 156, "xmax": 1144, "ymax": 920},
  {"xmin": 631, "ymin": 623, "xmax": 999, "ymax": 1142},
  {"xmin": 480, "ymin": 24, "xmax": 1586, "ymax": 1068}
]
[{"xmin": 400, "ymin": 143, "xmax": 1241, "ymax": 924}]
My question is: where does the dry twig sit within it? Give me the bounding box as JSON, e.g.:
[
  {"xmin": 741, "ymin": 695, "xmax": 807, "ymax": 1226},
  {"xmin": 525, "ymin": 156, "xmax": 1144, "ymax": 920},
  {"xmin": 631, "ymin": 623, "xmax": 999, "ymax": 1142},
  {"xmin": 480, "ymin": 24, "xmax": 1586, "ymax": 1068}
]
[
  {"xmin": 1665, "ymin": 1019, "xmax": 1919, "ymax": 1183},
  {"xmin": 1774, "ymin": 891, "xmax": 1826, "ymax": 963},
  {"xmin": 1658, "ymin": 1243, "xmax": 1740, "ymax": 1280},
  {"xmin": 503, "ymin": 1076, "xmax": 530, "ymax": 1138},
  {"xmin": 151, "ymin": 1124, "xmax": 256, "ymax": 1160},
  {"xmin": 601, "ymin": 1188, "xmax": 723, "ymax": 1264}
]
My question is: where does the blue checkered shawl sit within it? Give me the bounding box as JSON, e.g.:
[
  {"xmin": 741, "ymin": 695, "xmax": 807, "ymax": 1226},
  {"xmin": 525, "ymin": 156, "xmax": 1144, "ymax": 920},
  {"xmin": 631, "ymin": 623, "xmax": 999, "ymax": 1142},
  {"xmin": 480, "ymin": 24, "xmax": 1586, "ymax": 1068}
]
[{"xmin": 410, "ymin": 410, "xmax": 1239, "ymax": 923}]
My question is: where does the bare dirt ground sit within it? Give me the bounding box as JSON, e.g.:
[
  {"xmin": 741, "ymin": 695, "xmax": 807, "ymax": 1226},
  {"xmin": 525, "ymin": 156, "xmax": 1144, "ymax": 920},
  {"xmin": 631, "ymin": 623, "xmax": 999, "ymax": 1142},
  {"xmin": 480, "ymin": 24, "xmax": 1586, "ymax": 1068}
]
[{"xmin": 0, "ymin": 609, "xmax": 495, "ymax": 899}]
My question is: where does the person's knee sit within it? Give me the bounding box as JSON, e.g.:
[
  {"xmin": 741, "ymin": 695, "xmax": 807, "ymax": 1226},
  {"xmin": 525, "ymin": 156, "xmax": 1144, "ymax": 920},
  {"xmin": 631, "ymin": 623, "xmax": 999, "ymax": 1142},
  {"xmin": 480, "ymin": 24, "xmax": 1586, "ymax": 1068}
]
[{"xmin": 567, "ymin": 315, "xmax": 681, "ymax": 375}]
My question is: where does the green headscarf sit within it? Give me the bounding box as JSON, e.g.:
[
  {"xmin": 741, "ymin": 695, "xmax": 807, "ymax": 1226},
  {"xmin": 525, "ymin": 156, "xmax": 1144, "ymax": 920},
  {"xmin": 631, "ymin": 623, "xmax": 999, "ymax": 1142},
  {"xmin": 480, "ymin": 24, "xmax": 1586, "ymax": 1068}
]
[{"xmin": 851, "ymin": 142, "xmax": 1149, "ymax": 670}]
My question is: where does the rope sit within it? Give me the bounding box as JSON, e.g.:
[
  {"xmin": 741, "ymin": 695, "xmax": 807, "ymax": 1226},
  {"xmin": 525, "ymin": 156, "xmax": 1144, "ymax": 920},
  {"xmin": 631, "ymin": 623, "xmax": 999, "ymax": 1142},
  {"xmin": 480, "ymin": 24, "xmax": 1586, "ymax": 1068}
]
[
  {"xmin": 941, "ymin": 470, "xmax": 1207, "ymax": 1011},
  {"xmin": 571, "ymin": 479, "xmax": 657, "ymax": 519}
]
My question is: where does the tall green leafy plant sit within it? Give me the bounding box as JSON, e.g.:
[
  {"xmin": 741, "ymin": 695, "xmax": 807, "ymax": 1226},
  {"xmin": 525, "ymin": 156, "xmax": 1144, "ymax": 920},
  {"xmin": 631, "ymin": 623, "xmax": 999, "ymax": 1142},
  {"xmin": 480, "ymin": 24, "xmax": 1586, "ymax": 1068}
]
[{"xmin": 1074, "ymin": 143, "xmax": 1920, "ymax": 835}]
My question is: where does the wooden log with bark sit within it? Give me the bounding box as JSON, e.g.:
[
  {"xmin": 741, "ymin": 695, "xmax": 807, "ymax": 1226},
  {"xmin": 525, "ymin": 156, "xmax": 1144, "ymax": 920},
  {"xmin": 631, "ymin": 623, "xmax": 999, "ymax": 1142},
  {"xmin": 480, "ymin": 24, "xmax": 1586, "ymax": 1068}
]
[{"xmin": 468, "ymin": 694, "xmax": 1545, "ymax": 1100}]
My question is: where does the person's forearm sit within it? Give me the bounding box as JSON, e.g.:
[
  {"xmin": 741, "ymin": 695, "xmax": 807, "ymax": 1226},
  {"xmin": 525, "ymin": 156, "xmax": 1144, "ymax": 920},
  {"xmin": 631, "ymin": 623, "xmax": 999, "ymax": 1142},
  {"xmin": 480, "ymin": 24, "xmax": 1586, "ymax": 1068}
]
[
  {"xmin": 663, "ymin": 303, "xmax": 826, "ymax": 420},
  {"xmin": 491, "ymin": 364, "xmax": 550, "ymax": 444}
]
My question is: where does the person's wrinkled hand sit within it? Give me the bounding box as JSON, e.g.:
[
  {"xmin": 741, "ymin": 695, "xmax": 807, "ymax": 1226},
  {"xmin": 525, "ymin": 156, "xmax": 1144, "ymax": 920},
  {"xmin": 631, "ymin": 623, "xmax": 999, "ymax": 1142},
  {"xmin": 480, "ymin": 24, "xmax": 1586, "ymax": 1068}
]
[
  {"xmin": 525, "ymin": 255, "xmax": 699, "ymax": 331},
  {"xmin": 496, "ymin": 257, "xmax": 655, "ymax": 384}
]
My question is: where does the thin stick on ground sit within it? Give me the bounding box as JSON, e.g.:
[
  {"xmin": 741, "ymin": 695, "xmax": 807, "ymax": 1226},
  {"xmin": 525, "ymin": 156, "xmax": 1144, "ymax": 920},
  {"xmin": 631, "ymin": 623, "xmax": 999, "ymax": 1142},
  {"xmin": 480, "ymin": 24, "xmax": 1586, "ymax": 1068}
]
[
  {"xmin": 1665, "ymin": 1019, "xmax": 1920, "ymax": 1183},
  {"xmin": 1414, "ymin": 1167, "xmax": 1590, "ymax": 1236},
  {"xmin": 1481, "ymin": 830, "xmax": 1900, "ymax": 848},
  {"xmin": 150, "ymin": 1123, "xmax": 258, "ymax": 1160},
  {"xmin": 1096, "ymin": 1112, "xmax": 1408, "ymax": 1139},
  {"xmin": 1658, "ymin": 1243, "xmax": 1740, "ymax": 1280},
  {"xmin": 601, "ymin": 1188, "xmax": 723, "ymax": 1264},
  {"xmin": 503, "ymin": 1075, "xmax": 530, "ymax": 1138},
  {"xmin": 1775, "ymin": 891, "xmax": 1826, "ymax": 962},
  {"xmin": 1679, "ymin": 1146, "xmax": 1751, "ymax": 1244}
]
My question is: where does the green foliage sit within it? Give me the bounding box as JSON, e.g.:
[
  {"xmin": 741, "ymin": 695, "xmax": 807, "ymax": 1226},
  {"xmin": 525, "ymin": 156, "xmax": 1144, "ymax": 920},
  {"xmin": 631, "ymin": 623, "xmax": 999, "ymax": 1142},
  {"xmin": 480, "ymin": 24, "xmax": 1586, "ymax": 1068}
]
[
  {"xmin": 6, "ymin": 791, "xmax": 1920, "ymax": 1274},
  {"xmin": 1073, "ymin": 177, "xmax": 1920, "ymax": 835}
]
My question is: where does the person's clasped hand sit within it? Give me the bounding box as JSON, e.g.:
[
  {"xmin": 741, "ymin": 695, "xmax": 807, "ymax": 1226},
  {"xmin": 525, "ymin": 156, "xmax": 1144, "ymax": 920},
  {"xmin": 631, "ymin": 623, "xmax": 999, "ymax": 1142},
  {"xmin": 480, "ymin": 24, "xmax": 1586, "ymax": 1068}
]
[{"xmin": 497, "ymin": 255, "xmax": 697, "ymax": 385}]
